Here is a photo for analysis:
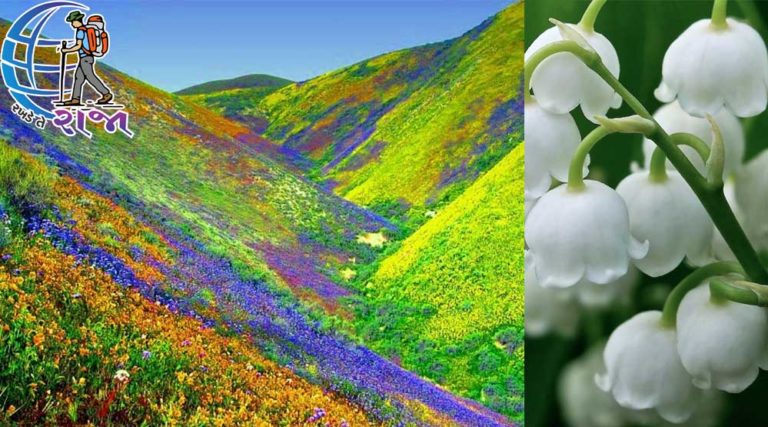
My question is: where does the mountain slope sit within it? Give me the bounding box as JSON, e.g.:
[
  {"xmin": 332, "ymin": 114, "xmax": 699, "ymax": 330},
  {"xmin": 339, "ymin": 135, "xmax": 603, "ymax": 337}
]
[
  {"xmin": 178, "ymin": 74, "xmax": 292, "ymax": 133},
  {"xmin": 0, "ymin": 22, "xmax": 391, "ymax": 317},
  {"xmin": 352, "ymin": 144, "xmax": 525, "ymax": 421},
  {"xmin": 187, "ymin": 3, "xmax": 524, "ymax": 223},
  {"xmin": 176, "ymin": 74, "xmax": 292, "ymax": 96},
  {"xmin": 1, "ymin": 140, "xmax": 503, "ymax": 425},
  {"xmin": 0, "ymin": 144, "xmax": 374, "ymax": 426}
]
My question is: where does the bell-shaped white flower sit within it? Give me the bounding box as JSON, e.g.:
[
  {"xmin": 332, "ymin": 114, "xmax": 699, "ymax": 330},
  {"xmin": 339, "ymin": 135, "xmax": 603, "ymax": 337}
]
[
  {"xmin": 642, "ymin": 101, "xmax": 744, "ymax": 177},
  {"xmin": 525, "ymin": 98, "xmax": 585, "ymax": 200},
  {"xmin": 559, "ymin": 343, "xmax": 626, "ymax": 427},
  {"xmin": 573, "ymin": 265, "xmax": 639, "ymax": 309},
  {"xmin": 525, "ymin": 251, "xmax": 580, "ymax": 338},
  {"xmin": 596, "ymin": 311, "xmax": 701, "ymax": 423},
  {"xmin": 677, "ymin": 284, "xmax": 768, "ymax": 393},
  {"xmin": 655, "ymin": 18, "xmax": 768, "ymax": 117},
  {"xmin": 616, "ymin": 170, "xmax": 713, "ymax": 276},
  {"xmin": 735, "ymin": 149, "xmax": 768, "ymax": 251},
  {"xmin": 526, "ymin": 181, "xmax": 648, "ymax": 288},
  {"xmin": 525, "ymin": 23, "xmax": 621, "ymax": 122}
]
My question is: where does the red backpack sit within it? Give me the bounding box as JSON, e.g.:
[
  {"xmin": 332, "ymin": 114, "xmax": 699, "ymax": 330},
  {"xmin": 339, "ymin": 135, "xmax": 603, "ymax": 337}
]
[{"xmin": 83, "ymin": 15, "xmax": 109, "ymax": 57}]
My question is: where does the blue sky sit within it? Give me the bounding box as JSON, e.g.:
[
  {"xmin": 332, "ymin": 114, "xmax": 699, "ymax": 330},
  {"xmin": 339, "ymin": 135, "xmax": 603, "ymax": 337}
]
[{"xmin": 1, "ymin": 0, "xmax": 512, "ymax": 92}]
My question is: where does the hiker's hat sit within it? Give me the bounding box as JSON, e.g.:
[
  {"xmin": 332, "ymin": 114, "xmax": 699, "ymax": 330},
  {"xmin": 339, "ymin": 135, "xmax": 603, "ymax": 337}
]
[{"xmin": 65, "ymin": 10, "xmax": 85, "ymax": 22}]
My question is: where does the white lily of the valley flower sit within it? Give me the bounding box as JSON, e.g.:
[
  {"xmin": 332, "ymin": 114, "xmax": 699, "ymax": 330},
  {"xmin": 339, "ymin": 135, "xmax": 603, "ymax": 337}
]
[
  {"xmin": 655, "ymin": 18, "xmax": 768, "ymax": 118},
  {"xmin": 559, "ymin": 343, "xmax": 626, "ymax": 427},
  {"xmin": 526, "ymin": 23, "xmax": 621, "ymax": 122},
  {"xmin": 642, "ymin": 101, "xmax": 744, "ymax": 177},
  {"xmin": 526, "ymin": 181, "xmax": 648, "ymax": 288},
  {"xmin": 596, "ymin": 311, "xmax": 701, "ymax": 423},
  {"xmin": 525, "ymin": 251, "xmax": 580, "ymax": 338},
  {"xmin": 573, "ymin": 265, "xmax": 639, "ymax": 309},
  {"xmin": 677, "ymin": 284, "xmax": 768, "ymax": 393},
  {"xmin": 735, "ymin": 149, "xmax": 768, "ymax": 251},
  {"xmin": 525, "ymin": 98, "xmax": 585, "ymax": 199},
  {"xmin": 616, "ymin": 170, "xmax": 713, "ymax": 276}
]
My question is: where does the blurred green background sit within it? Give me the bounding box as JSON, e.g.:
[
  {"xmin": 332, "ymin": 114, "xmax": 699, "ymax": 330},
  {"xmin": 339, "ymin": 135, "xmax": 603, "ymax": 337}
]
[{"xmin": 525, "ymin": 1, "xmax": 768, "ymax": 426}]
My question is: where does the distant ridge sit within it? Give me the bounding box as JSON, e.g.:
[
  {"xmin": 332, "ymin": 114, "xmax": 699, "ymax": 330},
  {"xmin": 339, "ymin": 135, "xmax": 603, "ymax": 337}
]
[{"xmin": 175, "ymin": 73, "xmax": 292, "ymax": 96}]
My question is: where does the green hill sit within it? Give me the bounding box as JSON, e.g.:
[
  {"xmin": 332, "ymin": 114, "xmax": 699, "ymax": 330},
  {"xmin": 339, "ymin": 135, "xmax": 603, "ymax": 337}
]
[
  {"xmin": 176, "ymin": 74, "xmax": 292, "ymax": 96},
  {"xmin": 177, "ymin": 75, "xmax": 293, "ymax": 133},
  {"xmin": 186, "ymin": 3, "xmax": 524, "ymax": 227},
  {"xmin": 350, "ymin": 144, "xmax": 525, "ymax": 420}
]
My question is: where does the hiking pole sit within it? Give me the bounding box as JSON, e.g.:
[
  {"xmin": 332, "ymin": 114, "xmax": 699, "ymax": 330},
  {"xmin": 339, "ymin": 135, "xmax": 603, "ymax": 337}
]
[{"xmin": 58, "ymin": 40, "xmax": 66, "ymax": 103}]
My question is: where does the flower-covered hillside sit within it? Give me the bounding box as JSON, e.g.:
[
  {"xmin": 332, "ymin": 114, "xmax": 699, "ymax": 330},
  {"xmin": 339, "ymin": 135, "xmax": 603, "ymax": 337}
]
[
  {"xmin": 350, "ymin": 145, "xmax": 525, "ymax": 422},
  {"xmin": 0, "ymin": 19, "xmax": 394, "ymax": 318},
  {"xmin": 183, "ymin": 3, "xmax": 524, "ymax": 226},
  {"xmin": 0, "ymin": 140, "xmax": 513, "ymax": 426},
  {"xmin": 0, "ymin": 143, "xmax": 372, "ymax": 426}
]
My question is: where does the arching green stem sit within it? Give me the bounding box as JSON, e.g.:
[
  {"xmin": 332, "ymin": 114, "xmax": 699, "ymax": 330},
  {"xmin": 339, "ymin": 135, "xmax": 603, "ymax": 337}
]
[
  {"xmin": 579, "ymin": 0, "xmax": 608, "ymax": 32},
  {"xmin": 524, "ymin": 40, "xmax": 768, "ymax": 284},
  {"xmin": 649, "ymin": 133, "xmax": 711, "ymax": 182},
  {"xmin": 670, "ymin": 133, "xmax": 712, "ymax": 163},
  {"xmin": 711, "ymin": 0, "xmax": 729, "ymax": 29},
  {"xmin": 568, "ymin": 126, "xmax": 611, "ymax": 191},
  {"xmin": 649, "ymin": 147, "xmax": 669, "ymax": 182},
  {"xmin": 660, "ymin": 261, "xmax": 745, "ymax": 328}
]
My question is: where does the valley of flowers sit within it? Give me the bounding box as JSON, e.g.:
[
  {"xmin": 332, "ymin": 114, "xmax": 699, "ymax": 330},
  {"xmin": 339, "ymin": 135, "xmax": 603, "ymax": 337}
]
[
  {"xmin": 0, "ymin": 6, "xmax": 522, "ymax": 423},
  {"xmin": 0, "ymin": 171, "xmax": 370, "ymax": 425},
  {"xmin": 0, "ymin": 141, "xmax": 511, "ymax": 426}
]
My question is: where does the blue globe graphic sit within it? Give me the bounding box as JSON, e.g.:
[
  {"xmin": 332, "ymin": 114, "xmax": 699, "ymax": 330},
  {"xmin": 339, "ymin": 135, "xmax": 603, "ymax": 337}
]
[{"xmin": 1, "ymin": 1, "xmax": 87, "ymax": 119}]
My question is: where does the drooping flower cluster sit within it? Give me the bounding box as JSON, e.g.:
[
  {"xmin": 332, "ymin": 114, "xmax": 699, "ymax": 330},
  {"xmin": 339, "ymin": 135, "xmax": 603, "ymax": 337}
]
[{"xmin": 527, "ymin": 0, "xmax": 768, "ymax": 424}]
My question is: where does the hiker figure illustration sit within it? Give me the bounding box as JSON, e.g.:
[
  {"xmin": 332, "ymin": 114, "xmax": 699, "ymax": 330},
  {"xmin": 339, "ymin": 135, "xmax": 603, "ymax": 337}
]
[{"xmin": 58, "ymin": 11, "xmax": 113, "ymax": 106}]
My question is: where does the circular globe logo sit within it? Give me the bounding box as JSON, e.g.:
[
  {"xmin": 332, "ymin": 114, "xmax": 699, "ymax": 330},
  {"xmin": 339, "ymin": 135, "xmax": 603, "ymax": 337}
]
[{"xmin": 1, "ymin": 1, "xmax": 87, "ymax": 119}]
